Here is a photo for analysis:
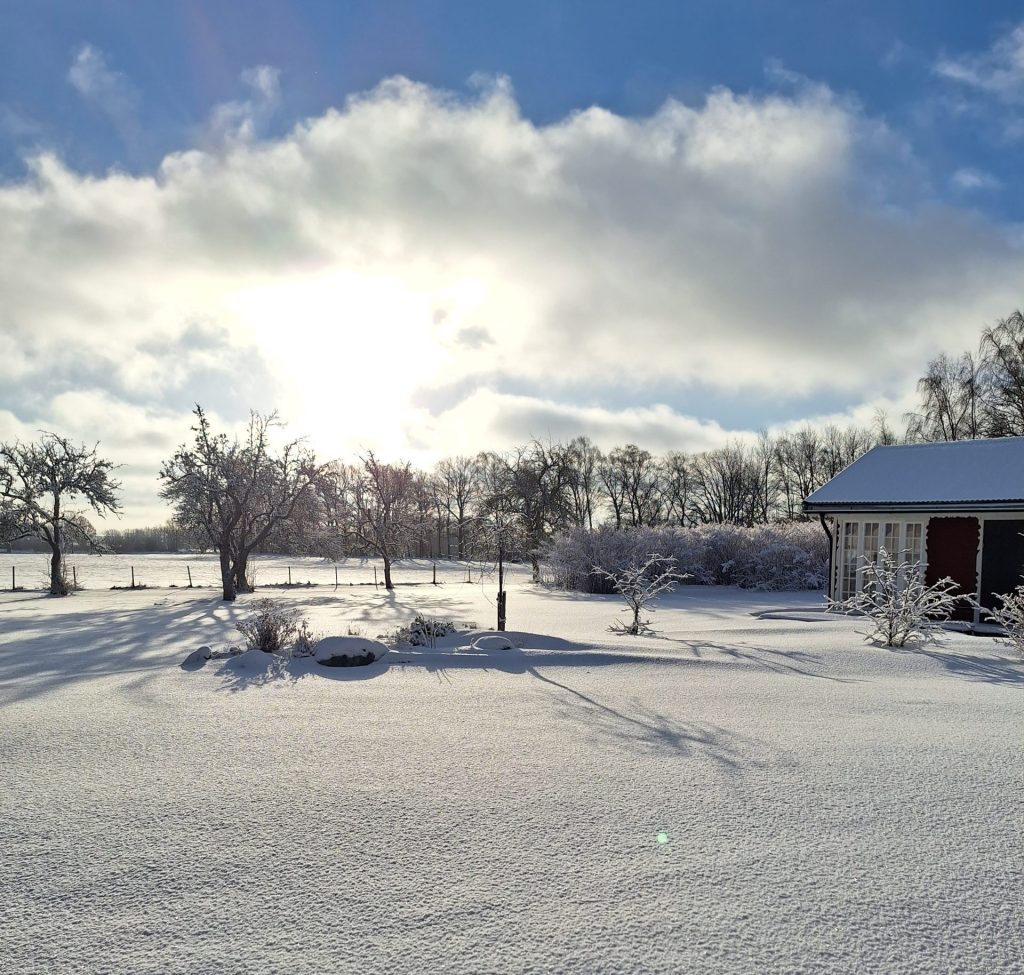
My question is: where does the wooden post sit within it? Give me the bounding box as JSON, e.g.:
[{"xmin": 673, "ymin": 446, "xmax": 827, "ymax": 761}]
[
  {"xmin": 288, "ymin": 566, "xmax": 292, "ymax": 587},
  {"xmin": 334, "ymin": 566, "xmax": 338, "ymax": 588},
  {"xmin": 374, "ymin": 566, "xmax": 378, "ymax": 589},
  {"xmin": 433, "ymin": 563, "xmax": 437, "ymax": 585},
  {"xmin": 11, "ymin": 566, "xmax": 14, "ymax": 591},
  {"xmin": 72, "ymin": 566, "xmax": 77, "ymax": 589},
  {"xmin": 131, "ymin": 565, "xmax": 136, "ymax": 589},
  {"xmin": 187, "ymin": 565, "xmax": 193, "ymax": 588}
]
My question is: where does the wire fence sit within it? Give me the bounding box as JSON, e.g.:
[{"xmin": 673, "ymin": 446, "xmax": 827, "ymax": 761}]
[{"xmin": 1, "ymin": 555, "xmax": 506, "ymax": 593}]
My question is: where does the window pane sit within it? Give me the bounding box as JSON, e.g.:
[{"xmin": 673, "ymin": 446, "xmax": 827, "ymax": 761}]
[{"xmin": 841, "ymin": 522, "xmax": 859, "ymax": 599}]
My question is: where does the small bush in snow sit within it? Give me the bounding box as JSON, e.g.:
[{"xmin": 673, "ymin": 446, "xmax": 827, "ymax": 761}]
[
  {"xmin": 594, "ymin": 553, "xmax": 683, "ymax": 636},
  {"xmin": 399, "ymin": 615, "xmax": 458, "ymax": 648},
  {"xmin": 293, "ymin": 620, "xmax": 319, "ymax": 657},
  {"xmin": 829, "ymin": 550, "xmax": 964, "ymax": 647},
  {"xmin": 986, "ymin": 586, "xmax": 1024, "ymax": 655},
  {"xmin": 236, "ymin": 598, "xmax": 307, "ymax": 656}
]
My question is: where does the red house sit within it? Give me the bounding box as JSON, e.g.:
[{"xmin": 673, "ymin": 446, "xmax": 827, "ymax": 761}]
[{"xmin": 804, "ymin": 438, "xmax": 1024, "ymax": 621}]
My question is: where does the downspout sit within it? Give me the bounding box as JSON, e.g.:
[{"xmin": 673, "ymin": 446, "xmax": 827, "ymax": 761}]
[{"xmin": 818, "ymin": 513, "xmax": 834, "ymax": 601}]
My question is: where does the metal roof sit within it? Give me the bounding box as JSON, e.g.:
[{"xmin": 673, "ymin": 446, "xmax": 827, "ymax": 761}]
[{"xmin": 803, "ymin": 437, "xmax": 1024, "ymax": 513}]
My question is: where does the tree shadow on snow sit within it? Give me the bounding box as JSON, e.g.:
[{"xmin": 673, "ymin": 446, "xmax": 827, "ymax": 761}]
[
  {"xmin": 889, "ymin": 645, "xmax": 1024, "ymax": 687},
  {"xmin": 0, "ymin": 593, "xmax": 255, "ymax": 704}
]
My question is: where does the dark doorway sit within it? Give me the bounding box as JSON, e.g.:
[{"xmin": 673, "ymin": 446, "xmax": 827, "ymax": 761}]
[
  {"xmin": 980, "ymin": 520, "xmax": 1024, "ymax": 612},
  {"xmin": 926, "ymin": 517, "xmax": 980, "ymax": 621}
]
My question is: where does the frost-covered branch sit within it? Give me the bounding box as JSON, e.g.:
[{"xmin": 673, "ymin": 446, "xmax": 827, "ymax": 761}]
[
  {"xmin": 829, "ymin": 549, "xmax": 965, "ymax": 647},
  {"xmin": 593, "ymin": 553, "xmax": 684, "ymax": 636}
]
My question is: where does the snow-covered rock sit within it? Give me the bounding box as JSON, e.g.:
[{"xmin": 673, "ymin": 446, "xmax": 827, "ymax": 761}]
[
  {"xmin": 180, "ymin": 648, "xmax": 209, "ymax": 670},
  {"xmin": 469, "ymin": 634, "xmax": 515, "ymax": 652},
  {"xmin": 314, "ymin": 636, "xmax": 389, "ymax": 668}
]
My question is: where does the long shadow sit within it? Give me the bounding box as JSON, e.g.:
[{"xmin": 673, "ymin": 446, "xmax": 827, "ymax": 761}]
[
  {"xmin": 0, "ymin": 593, "xmax": 250, "ymax": 704},
  {"xmin": 528, "ymin": 669, "xmax": 775, "ymax": 772},
  {"xmin": 891, "ymin": 646, "xmax": 1024, "ymax": 687},
  {"xmin": 392, "ymin": 640, "xmax": 777, "ymax": 770}
]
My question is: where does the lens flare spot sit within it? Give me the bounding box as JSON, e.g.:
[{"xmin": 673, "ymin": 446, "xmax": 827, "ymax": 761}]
[{"xmin": 656, "ymin": 832, "xmax": 669, "ymax": 845}]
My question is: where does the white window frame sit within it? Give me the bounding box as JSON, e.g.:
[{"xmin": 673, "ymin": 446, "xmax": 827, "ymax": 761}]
[{"xmin": 835, "ymin": 517, "xmax": 927, "ymax": 600}]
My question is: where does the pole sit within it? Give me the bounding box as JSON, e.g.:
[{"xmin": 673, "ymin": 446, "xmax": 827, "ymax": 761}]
[
  {"xmin": 131, "ymin": 565, "xmax": 135, "ymax": 589},
  {"xmin": 433, "ymin": 563, "xmax": 437, "ymax": 585},
  {"xmin": 335, "ymin": 566, "xmax": 338, "ymax": 589},
  {"xmin": 72, "ymin": 566, "xmax": 77, "ymax": 589},
  {"xmin": 11, "ymin": 566, "xmax": 14, "ymax": 591},
  {"xmin": 187, "ymin": 565, "xmax": 193, "ymax": 588},
  {"xmin": 288, "ymin": 566, "xmax": 292, "ymax": 587},
  {"xmin": 374, "ymin": 566, "xmax": 378, "ymax": 589}
]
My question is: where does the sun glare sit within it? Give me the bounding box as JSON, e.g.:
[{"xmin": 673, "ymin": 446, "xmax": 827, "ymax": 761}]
[{"xmin": 227, "ymin": 269, "xmax": 484, "ymax": 458}]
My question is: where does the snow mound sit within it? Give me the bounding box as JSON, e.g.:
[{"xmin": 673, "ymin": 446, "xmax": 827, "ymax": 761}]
[
  {"xmin": 469, "ymin": 634, "xmax": 515, "ymax": 652},
  {"xmin": 314, "ymin": 636, "xmax": 389, "ymax": 668}
]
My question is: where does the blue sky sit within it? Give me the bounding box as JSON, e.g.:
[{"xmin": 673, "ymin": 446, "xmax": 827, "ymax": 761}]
[
  {"xmin": 1, "ymin": 2, "xmax": 1023, "ymax": 523},
  {"xmin": 4, "ymin": 1, "xmax": 1022, "ymax": 216}
]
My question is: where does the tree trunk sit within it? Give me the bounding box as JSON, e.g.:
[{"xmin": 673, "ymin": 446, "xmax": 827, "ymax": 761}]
[
  {"xmin": 220, "ymin": 546, "xmax": 236, "ymax": 602},
  {"xmin": 382, "ymin": 555, "xmax": 394, "ymax": 590},
  {"xmin": 530, "ymin": 552, "xmax": 540, "ymax": 583},
  {"xmin": 48, "ymin": 544, "xmax": 67, "ymax": 596},
  {"xmin": 233, "ymin": 551, "xmax": 254, "ymax": 594}
]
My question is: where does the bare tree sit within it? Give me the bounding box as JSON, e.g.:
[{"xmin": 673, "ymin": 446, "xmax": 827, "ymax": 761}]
[
  {"xmin": 905, "ymin": 352, "xmax": 986, "ymax": 442},
  {"xmin": 434, "ymin": 455, "xmax": 480, "ymax": 560},
  {"xmin": 479, "ymin": 442, "xmax": 571, "ymax": 582},
  {"xmin": 980, "ymin": 310, "xmax": 1024, "ymax": 436},
  {"xmin": 347, "ymin": 451, "xmax": 422, "ymax": 589},
  {"xmin": 561, "ymin": 436, "xmax": 603, "ymax": 529},
  {"xmin": 159, "ymin": 407, "xmax": 325, "ymax": 601},
  {"xmin": 0, "ymin": 434, "xmax": 121, "ymax": 595},
  {"xmin": 661, "ymin": 451, "xmax": 692, "ymax": 527}
]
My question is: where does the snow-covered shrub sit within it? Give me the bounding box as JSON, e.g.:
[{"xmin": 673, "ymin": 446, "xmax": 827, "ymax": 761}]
[
  {"xmin": 398, "ymin": 614, "xmax": 457, "ymax": 647},
  {"xmin": 292, "ymin": 620, "xmax": 318, "ymax": 658},
  {"xmin": 542, "ymin": 522, "xmax": 827, "ymax": 593},
  {"xmin": 829, "ymin": 550, "xmax": 964, "ymax": 647},
  {"xmin": 236, "ymin": 598, "xmax": 307, "ymax": 656},
  {"xmin": 594, "ymin": 553, "xmax": 683, "ymax": 636},
  {"xmin": 986, "ymin": 586, "xmax": 1024, "ymax": 655}
]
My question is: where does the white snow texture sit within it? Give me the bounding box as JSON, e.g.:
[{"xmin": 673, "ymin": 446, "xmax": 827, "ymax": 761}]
[{"xmin": 2, "ymin": 556, "xmax": 1023, "ymax": 974}]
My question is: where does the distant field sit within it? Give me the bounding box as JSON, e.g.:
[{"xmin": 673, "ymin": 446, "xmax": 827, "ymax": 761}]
[{"xmin": 0, "ymin": 552, "xmax": 507, "ymax": 592}]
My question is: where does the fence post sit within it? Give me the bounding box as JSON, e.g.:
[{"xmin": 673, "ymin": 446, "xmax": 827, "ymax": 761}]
[
  {"xmin": 334, "ymin": 566, "xmax": 338, "ymax": 589},
  {"xmin": 433, "ymin": 563, "xmax": 437, "ymax": 585},
  {"xmin": 187, "ymin": 565, "xmax": 193, "ymax": 588},
  {"xmin": 11, "ymin": 566, "xmax": 14, "ymax": 591},
  {"xmin": 131, "ymin": 566, "xmax": 136, "ymax": 589},
  {"xmin": 72, "ymin": 566, "xmax": 77, "ymax": 589},
  {"xmin": 288, "ymin": 566, "xmax": 292, "ymax": 587}
]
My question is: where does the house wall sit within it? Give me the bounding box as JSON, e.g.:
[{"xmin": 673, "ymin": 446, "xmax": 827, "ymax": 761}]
[{"xmin": 831, "ymin": 511, "xmax": 1024, "ymax": 623}]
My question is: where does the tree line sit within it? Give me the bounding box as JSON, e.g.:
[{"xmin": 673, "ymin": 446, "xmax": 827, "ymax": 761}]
[{"xmin": 3, "ymin": 307, "xmax": 1021, "ymax": 599}]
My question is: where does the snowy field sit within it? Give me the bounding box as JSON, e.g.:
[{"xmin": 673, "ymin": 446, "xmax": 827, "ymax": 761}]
[{"xmin": 3, "ymin": 558, "xmax": 1023, "ymax": 974}]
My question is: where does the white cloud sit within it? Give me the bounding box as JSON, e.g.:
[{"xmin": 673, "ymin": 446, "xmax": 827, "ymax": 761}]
[
  {"xmin": 67, "ymin": 44, "xmax": 140, "ymax": 139},
  {"xmin": 935, "ymin": 23, "xmax": 1024, "ymax": 103},
  {"xmin": 951, "ymin": 167, "xmax": 1001, "ymax": 192},
  {"xmin": 1, "ymin": 74, "xmax": 1021, "ymax": 524},
  {"xmin": 207, "ymin": 65, "xmax": 282, "ymax": 142}
]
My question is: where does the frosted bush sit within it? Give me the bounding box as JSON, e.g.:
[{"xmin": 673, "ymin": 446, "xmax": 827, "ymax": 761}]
[
  {"xmin": 986, "ymin": 586, "xmax": 1024, "ymax": 655},
  {"xmin": 829, "ymin": 550, "xmax": 963, "ymax": 647},
  {"xmin": 236, "ymin": 598, "xmax": 308, "ymax": 656},
  {"xmin": 398, "ymin": 615, "xmax": 458, "ymax": 648},
  {"xmin": 594, "ymin": 553, "xmax": 683, "ymax": 636},
  {"xmin": 542, "ymin": 522, "xmax": 827, "ymax": 593}
]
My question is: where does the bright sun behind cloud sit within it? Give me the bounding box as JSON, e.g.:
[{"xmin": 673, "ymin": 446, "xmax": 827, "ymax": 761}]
[{"xmin": 226, "ymin": 269, "xmax": 488, "ymax": 460}]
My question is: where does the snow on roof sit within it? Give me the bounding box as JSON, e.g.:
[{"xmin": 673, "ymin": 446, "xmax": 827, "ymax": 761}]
[{"xmin": 804, "ymin": 437, "xmax": 1024, "ymax": 511}]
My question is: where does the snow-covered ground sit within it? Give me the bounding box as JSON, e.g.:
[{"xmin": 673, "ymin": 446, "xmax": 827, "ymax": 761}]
[{"xmin": 2, "ymin": 559, "xmax": 1023, "ymax": 974}]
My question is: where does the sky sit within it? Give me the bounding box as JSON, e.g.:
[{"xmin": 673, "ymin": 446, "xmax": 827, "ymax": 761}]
[{"xmin": 1, "ymin": 1, "xmax": 1023, "ymax": 526}]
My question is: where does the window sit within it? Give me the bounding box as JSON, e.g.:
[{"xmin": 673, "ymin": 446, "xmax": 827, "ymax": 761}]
[
  {"xmin": 841, "ymin": 521, "xmax": 860, "ymax": 600},
  {"xmin": 837, "ymin": 519, "xmax": 926, "ymax": 599}
]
